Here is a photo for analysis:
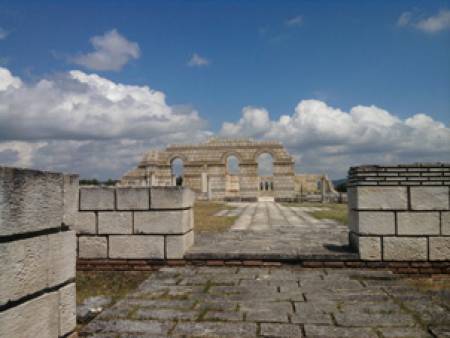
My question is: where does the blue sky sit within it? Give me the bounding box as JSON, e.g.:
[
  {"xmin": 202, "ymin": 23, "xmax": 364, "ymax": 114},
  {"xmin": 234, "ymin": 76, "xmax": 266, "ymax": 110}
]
[{"xmin": 0, "ymin": 0, "xmax": 449, "ymax": 179}]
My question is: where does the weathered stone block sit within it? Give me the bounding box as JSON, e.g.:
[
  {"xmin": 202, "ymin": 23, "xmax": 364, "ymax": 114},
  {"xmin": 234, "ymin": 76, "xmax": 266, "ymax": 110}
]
[
  {"xmin": 358, "ymin": 236, "xmax": 381, "ymax": 261},
  {"xmin": 353, "ymin": 186, "xmax": 407, "ymax": 210},
  {"xmin": 134, "ymin": 209, "xmax": 192, "ymax": 234},
  {"xmin": 357, "ymin": 211, "xmax": 395, "ymax": 235},
  {"xmin": 78, "ymin": 236, "xmax": 108, "ymax": 258},
  {"xmin": 59, "ymin": 283, "xmax": 76, "ymax": 336},
  {"xmin": 150, "ymin": 187, "xmax": 195, "ymax": 209},
  {"xmin": 166, "ymin": 230, "xmax": 195, "ymax": 259},
  {"xmin": 72, "ymin": 212, "xmax": 96, "ymax": 234},
  {"xmin": 383, "ymin": 237, "xmax": 427, "ymax": 261},
  {"xmin": 0, "ymin": 167, "xmax": 63, "ymax": 236},
  {"xmin": 0, "ymin": 236, "xmax": 48, "ymax": 306},
  {"xmin": 410, "ymin": 187, "xmax": 449, "ymax": 210},
  {"xmin": 79, "ymin": 188, "xmax": 115, "ymax": 211},
  {"xmin": 397, "ymin": 212, "xmax": 440, "ymax": 235},
  {"xmin": 443, "ymin": 211, "xmax": 450, "ymax": 235},
  {"xmin": 98, "ymin": 212, "xmax": 132, "ymax": 234},
  {"xmin": 63, "ymin": 174, "xmax": 79, "ymax": 227},
  {"xmin": 0, "ymin": 292, "xmax": 59, "ymax": 338},
  {"xmin": 348, "ymin": 209, "xmax": 358, "ymax": 232},
  {"xmin": 116, "ymin": 187, "xmax": 150, "ymax": 210},
  {"xmin": 48, "ymin": 231, "xmax": 76, "ymax": 286},
  {"xmin": 429, "ymin": 237, "xmax": 450, "ymax": 261},
  {"xmin": 109, "ymin": 235, "xmax": 164, "ymax": 259}
]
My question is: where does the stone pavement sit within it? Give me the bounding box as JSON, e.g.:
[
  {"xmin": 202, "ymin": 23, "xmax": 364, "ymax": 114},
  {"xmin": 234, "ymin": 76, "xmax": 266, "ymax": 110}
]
[
  {"xmin": 80, "ymin": 266, "xmax": 450, "ymax": 337},
  {"xmin": 187, "ymin": 202, "xmax": 356, "ymax": 260}
]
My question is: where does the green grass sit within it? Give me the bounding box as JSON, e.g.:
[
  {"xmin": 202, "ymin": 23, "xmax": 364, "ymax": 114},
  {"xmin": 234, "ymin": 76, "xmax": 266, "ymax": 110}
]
[
  {"xmin": 194, "ymin": 201, "xmax": 238, "ymax": 232},
  {"xmin": 283, "ymin": 202, "xmax": 348, "ymax": 225}
]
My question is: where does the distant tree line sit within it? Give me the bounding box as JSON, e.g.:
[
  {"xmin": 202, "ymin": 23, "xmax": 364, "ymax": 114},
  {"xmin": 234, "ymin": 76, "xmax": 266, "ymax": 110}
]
[{"xmin": 79, "ymin": 179, "xmax": 119, "ymax": 186}]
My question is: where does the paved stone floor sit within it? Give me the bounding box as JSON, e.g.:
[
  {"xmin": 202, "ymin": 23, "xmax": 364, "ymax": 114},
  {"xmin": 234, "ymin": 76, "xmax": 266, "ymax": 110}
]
[
  {"xmin": 187, "ymin": 202, "xmax": 356, "ymax": 260},
  {"xmin": 80, "ymin": 266, "xmax": 450, "ymax": 337}
]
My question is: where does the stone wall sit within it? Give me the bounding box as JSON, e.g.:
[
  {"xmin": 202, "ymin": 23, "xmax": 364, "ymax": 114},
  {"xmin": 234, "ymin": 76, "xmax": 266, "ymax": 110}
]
[
  {"xmin": 72, "ymin": 181, "xmax": 195, "ymax": 260},
  {"xmin": 0, "ymin": 167, "xmax": 76, "ymax": 337},
  {"xmin": 348, "ymin": 164, "xmax": 450, "ymax": 261}
]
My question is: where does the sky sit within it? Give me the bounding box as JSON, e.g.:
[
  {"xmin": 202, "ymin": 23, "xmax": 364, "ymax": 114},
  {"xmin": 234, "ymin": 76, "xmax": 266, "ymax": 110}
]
[{"xmin": 0, "ymin": 0, "xmax": 449, "ymax": 179}]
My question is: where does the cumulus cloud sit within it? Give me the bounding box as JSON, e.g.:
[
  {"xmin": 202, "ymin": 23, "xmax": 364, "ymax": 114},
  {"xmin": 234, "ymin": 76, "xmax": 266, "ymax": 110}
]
[
  {"xmin": 285, "ymin": 16, "xmax": 303, "ymax": 27},
  {"xmin": 72, "ymin": 29, "xmax": 140, "ymax": 71},
  {"xmin": 0, "ymin": 66, "xmax": 211, "ymax": 178},
  {"xmin": 187, "ymin": 53, "xmax": 210, "ymax": 67},
  {"xmin": 0, "ymin": 27, "xmax": 9, "ymax": 40},
  {"xmin": 398, "ymin": 9, "xmax": 450, "ymax": 33},
  {"xmin": 220, "ymin": 100, "xmax": 450, "ymax": 178}
]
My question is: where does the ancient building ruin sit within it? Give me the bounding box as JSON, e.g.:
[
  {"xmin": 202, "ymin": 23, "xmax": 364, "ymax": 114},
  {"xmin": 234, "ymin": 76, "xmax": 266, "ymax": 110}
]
[{"xmin": 120, "ymin": 138, "xmax": 336, "ymax": 201}]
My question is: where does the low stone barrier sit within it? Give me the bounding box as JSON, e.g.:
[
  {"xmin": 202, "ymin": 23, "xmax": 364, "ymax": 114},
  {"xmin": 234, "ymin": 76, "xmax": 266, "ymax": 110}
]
[
  {"xmin": 348, "ymin": 163, "xmax": 450, "ymax": 261},
  {"xmin": 69, "ymin": 179, "xmax": 195, "ymax": 261},
  {"xmin": 0, "ymin": 167, "xmax": 76, "ymax": 338}
]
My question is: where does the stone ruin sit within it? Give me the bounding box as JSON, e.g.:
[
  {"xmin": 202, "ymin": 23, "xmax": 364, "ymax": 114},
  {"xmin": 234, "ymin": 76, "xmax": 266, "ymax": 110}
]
[{"xmin": 120, "ymin": 138, "xmax": 337, "ymax": 202}]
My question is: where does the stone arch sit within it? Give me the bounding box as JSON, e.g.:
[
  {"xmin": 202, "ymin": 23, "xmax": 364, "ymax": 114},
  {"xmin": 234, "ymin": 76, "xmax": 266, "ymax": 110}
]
[
  {"xmin": 221, "ymin": 151, "xmax": 243, "ymax": 164},
  {"xmin": 253, "ymin": 149, "xmax": 278, "ymax": 162},
  {"xmin": 168, "ymin": 154, "xmax": 189, "ymax": 165}
]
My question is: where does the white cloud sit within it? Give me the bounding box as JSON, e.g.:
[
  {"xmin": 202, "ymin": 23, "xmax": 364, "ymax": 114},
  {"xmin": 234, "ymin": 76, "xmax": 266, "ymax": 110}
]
[
  {"xmin": 398, "ymin": 9, "xmax": 450, "ymax": 33},
  {"xmin": 72, "ymin": 29, "xmax": 140, "ymax": 71},
  {"xmin": 188, "ymin": 53, "xmax": 210, "ymax": 67},
  {"xmin": 0, "ymin": 27, "xmax": 9, "ymax": 40},
  {"xmin": 220, "ymin": 100, "xmax": 450, "ymax": 178},
  {"xmin": 285, "ymin": 16, "xmax": 303, "ymax": 27}
]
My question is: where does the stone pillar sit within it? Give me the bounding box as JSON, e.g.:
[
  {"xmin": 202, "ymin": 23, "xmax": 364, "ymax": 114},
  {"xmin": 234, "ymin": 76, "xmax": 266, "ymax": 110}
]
[
  {"xmin": 273, "ymin": 161, "xmax": 296, "ymax": 202},
  {"xmin": 239, "ymin": 162, "xmax": 259, "ymax": 201},
  {"xmin": 201, "ymin": 172, "xmax": 208, "ymax": 193}
]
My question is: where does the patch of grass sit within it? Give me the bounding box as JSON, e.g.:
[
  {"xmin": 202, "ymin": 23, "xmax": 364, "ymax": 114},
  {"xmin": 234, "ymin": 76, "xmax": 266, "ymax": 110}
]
[
  {"xmin": 194, "ymin": 201, "xmax": 238, "ymax": 232},
  {"xmin": 76, "ymin": 271, "xmax": 151, "ymax": 305},
  {"xmin": 406, "ymin": 278, "xmax": 450, "ymax": 292},
  {"xmin": 283, "ymin": 202, "xmax": 348, "ymax": 225}
]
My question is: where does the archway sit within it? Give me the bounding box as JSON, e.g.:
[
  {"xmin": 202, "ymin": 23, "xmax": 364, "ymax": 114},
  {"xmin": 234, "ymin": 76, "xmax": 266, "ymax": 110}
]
[
  {"xmin": 171, "ymin": 157, "xmax": 184, "ymax": 186},
  {"xmin": 257, "ymin": 153, "xmax": 274, "ymax": 195}
]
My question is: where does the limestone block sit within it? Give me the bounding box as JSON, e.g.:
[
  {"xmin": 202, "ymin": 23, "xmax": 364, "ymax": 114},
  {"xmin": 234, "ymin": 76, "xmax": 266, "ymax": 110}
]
[
  {"xmin": 116, "ymin": 187, "xmax": 150, "ymax": 210},
  {"xmin": 357, "ymin": 211, "xmax": 395, "ymax": 235},
  {"xmin": 72, "ymin": 212, "xmax": 96, "ymax": 234},
  {"xmin": 79, "ymin": 187, "xmax": 115, "ymax": 211},
  {"xmin": 48, "ymin": 231, "xmax": 76, "ymax": 286},
  {"xmin": 443, "ymin": 212, "xmax": 450, "ymax": 235},
  {"xmin": 0, "ymin": 236, "xmax": 48, "ymax": 306},
  {"xmin": 134, "ymin": 209, "xmax": 192, "ymax": 234},
  {"xmin": 59, "ymin": 283, "xmax": 76, "ymax": 336},
  {"xmin": 78, "ymin": 236, "xmax": 107, "ymax": 258},
  {"xmin": 397, "ymin": 212, "xmax": 440, "ymax": 235},
  {"xmin": 347, "ymin": 209, "xmax": 358, "ymax": 232},
  {"xmin": 98, "ymin": 212, "xmax": 132, "ymax": 234},
  {"xmin": 353, "ymin": 186, "xmax": 407, "ymax": 210},
  {"xmin": 347, "ymin": 187, "xmax": 357, "ymax": 210},
  {"xmin": 0, "ymin": 292, "xmax": 59, "ymax": 338},
  {"xmin": 358, "ymin": 236, "xmax": 381, "ymax": 261},
  {"xmin": 429, "ymin": 237, "xmax": 450, "ymax": 261},
  {"xmin": 383, "ymin": 237, "xmax": 427, "ymax": 261},
  {"xmin": 109, "ymin": 235, "xmax": 164, "ymax": 259},
  {"xmin": 166, "ymin": 230, "xmax": 195, "ymax": 259},
  {"xmin": 0, "ymin": 167, "xmax": 63, "ymax": 236},
  {"xmin": 150, "ymin": 187, "xmax": 195, "ymax": 209},
  {"xmin": 410, "ymin": 187, "xmax": 449, "ymax": 210},
  {"xmin": 63, "ymin": 174, "xmax": 79, "ymax": 226}
]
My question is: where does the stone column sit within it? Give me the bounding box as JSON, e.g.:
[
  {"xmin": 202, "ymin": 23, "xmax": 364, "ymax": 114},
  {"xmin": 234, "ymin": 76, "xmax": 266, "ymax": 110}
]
[{"xmin": 239, "ymin": 162, "xmax": 259, "ymax": 201}]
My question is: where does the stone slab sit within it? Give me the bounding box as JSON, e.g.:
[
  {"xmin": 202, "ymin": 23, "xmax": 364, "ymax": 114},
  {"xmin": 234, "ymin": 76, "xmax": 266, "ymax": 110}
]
[
  {"xmin": 134, "ymin": 209, "xmax": 192, "ymax": 234},
  {"xmin": 109, "ymin": 235, "xmax": 164, "ymax": 259},
  {"xmin": 383, "ymin": 237, "xmax": 428, "ymax": 261},
  {"xmin": 72, "ymin": 212, "xmax": 96, "ymax": 234},
  {"xmin": 0, "ymin": 167, "xmax": 63, "ymax": 236},
  {"xmin": 397, "ymin": 212, "xmax": 440, "ymax": 235},
  {"xmin": 150, "ymin": 187, "xmax": 195, "ymax": 209},
  {"xmin": 358, "ymin": 236, "xmax": 382, "ymax": 261},
  {"xmin": 429, "ymin": 237, "xmax": 450, "ymax": 261},
  {"xmin": 357, "ymin": 211, "xmax": 395, "ymax": 235},
  {"xmin": 352, "ymin": 186, "xmax": 407, "ymax": 210},
  {"xmin": 410, "ymin": 187, "xmax": 449, "ymax": 210},
  {"xmin": 304, "ymin": 325, "xmax": 377, "ymax": 338},
  {"xmin": 166, "ymin": 230, "xmax": 194, "ymax": 259},
  {"xmin": 98, "ymin": 212, "xmax": 132, "ymax": 234},
  {"xmin": 59, "ymin": 283, "xmax": 76, "ymax": 336},
  {"xmin": 443, "ymin": 211, "xmax": 450, "ymax": 235},
  {"xmin": 48, "ymin": 230, "xmax": 76, "ymax": 286},
  {"xmin": 78, "ymin": 236, "xmax": 108, "ymax": 259},
  {"xmin": 171, "ymin": 322, "xmax": 257, "ymax": 337},
  {"xmin": 63, "ymin": 174, "xmax": 79, "ymax": 227},
  {"xmin": 260, "ymin": 323, "xmax": 302, "ymax": 337},
  {"xmin": 79, "ymin": 187, "xmax": 115, "ymax": 211},
  {"xmin": 116, "ymin": 187, "xmax": 150, "ymax": 210}
]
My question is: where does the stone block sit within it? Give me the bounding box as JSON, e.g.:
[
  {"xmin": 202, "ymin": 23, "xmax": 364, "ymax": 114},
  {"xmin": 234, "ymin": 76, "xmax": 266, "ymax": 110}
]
[
  {"xmin": 78, "ymin": 236, "xmax": 108, "ymax": 258},
  {"xmin": 48, "ymin": 231, "xmax": 76, "ymax": 286},
  {"xmin": 429, "ymin": 237, "xmax": 450, "ymax": 261},
  {"xmin": 397, "ymin": 212, "xmax": 440, "ymax": 235},
  {"xmin": 0, "ymin": 167, "xmax": 63, "ymax": 236},
  {"xmin": 79, "ymin": 188, "xmax": 115, "ymax": 210},
  {"xmin": 0, "ymin": 292, "xmax": 59, "ymax": 338},
  {"xmin": 166, "ymin": 230, "xmax": 195, "ymax": 259},
  {"xmin": 116, "ymin": 187, "xmax": 150, "ymax": 210},
  {"xmin": 410, "ymin": 187, "xmax": 449, "ymax": 210},
  {"xmin": 109, "ymin": 235, "xmax": 164, "ymax": 259},
  {"xmin": 59, "ymin": 283, "xmax": 76, "ymax": 336},
  {"xmin": 98, "ymin": 212, "xmax": 132, "ymax": 234},
  {"xmin": 353, "ymin": 186, "xmax": 407, "ymax": 210},
  {"xmin": 150, "ymin": 187, "xmax": 195, "ymax": 209},
  {"xmin": 134, "ymin": 209, "xmax": 192, "ymax": 234},
  {"xmin": 383, "ymin": 237, "xmax": 427, "ymax": 261},
  {"xmin": 0, "ymin": 236, "xmax": 49, "ymax": 306},
  {"xmin": 72, "ymin": 212, "xmax": 96, "ymax": 234},
  {"xmin": 357, "ymin": 211, "xmax": 395, "ymax": 235},
  {"xmin": 358, "ymin": 236, "xmax": 381, "ymax": 261},
  {"xmin": 443, "ymin": 211, "xmax": 450, "ymax": 235},
  {"xmin": 63, "ymin": 174, "xmax": 79, "ymax": 227},
  {"xmin": 348, "ymin": 209, "xmax": 358, "ymax": 232}
]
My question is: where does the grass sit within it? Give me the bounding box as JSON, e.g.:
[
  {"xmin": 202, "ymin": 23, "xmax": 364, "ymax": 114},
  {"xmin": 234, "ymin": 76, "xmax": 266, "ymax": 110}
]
[
  {"xmin": 283, "ymin": 202, "xmax": 348, "ymax": 225},
  {"xmin": 76, "ymin": 271, "xmax": 151, "ymax": 305},
  {"xmin": 194, "ymin": 201, "xmax": 238, "ymax": 232}
]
